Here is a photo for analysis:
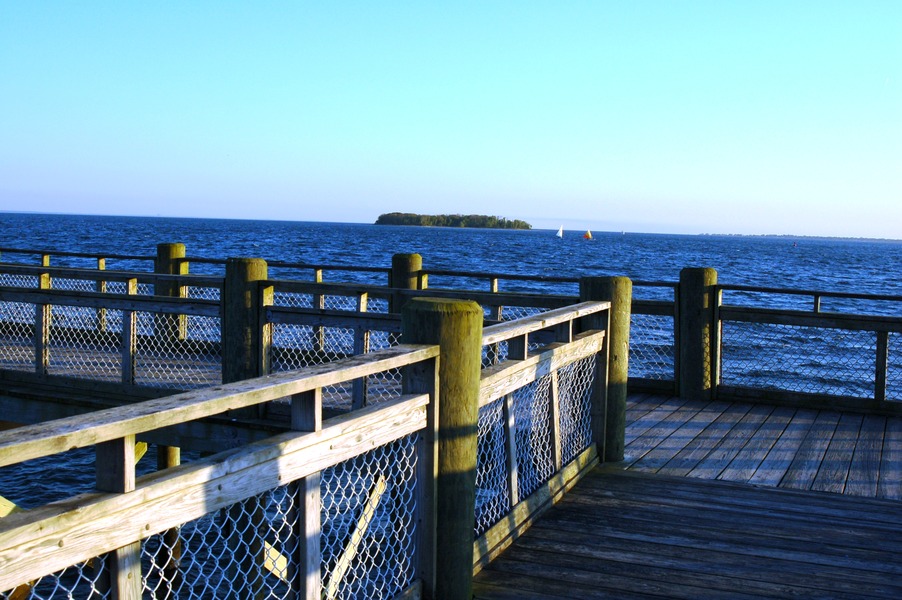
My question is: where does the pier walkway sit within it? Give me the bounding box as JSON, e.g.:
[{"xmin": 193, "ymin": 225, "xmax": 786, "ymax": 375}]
[{"xmin": 473, "ymin": 393, "xmax": 902, "ymax": 599}]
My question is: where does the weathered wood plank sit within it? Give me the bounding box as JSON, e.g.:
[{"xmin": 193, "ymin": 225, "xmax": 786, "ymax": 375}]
[
  {"xmin": 845, "ymin": 413, "xmax": 885, "ymax": 497},
  {"xmin": 623, "ymin": 400, "xmax": 707, "ymax": 468},
  {"xmin": 717, "ymin": 405, "xmax": 795, "ymax": 483},
  {"xmin": 685, "ymin": 404, "xmax": 774, "ymax": 480},
  {"xmin": 656, "ymin": 402, "xmax": 753, "ymax": 476},
  {"xmin": 623, "ymin": 395, "xmax": 689, "ymax": 446},
  {"xmin": 481, "ymin": 301, "xmax": 609, "ymax": 346},
  {"xmin": 478, "ymin": 331, "xmax": 605, "ymax": 407},
  {"xmin": 777, "ymin": 410, "xmax": 841, "ymax": 490},
  {"xmin": 0, "ymin": 393, "xmax": 429, "ymax": 590},
  {"xmin": 878, "ymin": 415, "xmax": 902, "ymax": 500},
  {"xmin": 0, "ymin": 344, "xmax": 438, "ymax": 467},
  {"xmin": 811, "ymin": 412, "xmax": 864, "ymax": 494},
  {"xmin": 627, "ymin": 400, "xmax": 731, "ymax": 473},
  {"xmin": 745, "ymin": 407, "xmax": 817, "ymax": 486}
]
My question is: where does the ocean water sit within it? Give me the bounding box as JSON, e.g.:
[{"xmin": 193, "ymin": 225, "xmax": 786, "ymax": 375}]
[{"xmin": 3, "ymin": 212, "xmax": 902, "ymax": 298}]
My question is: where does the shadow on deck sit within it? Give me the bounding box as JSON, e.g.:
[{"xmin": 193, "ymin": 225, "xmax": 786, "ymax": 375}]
[{"xmin": 473, "ymin": 394, "xmax": 902, "ymax": 599}]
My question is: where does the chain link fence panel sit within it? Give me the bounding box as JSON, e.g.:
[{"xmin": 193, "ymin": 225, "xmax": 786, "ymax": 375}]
[
  {"xmin": 629, "ymin": 313, "xmax": 675, "ymax": 381},
  {"xmin": 721, "ymin": 321, "xmax": 877, "ymax": 397},
  {"xmin": 474, "ymin": 399, "xmax": 510, "ymax": 537},
  {"xmin": 557, "ymin": 355, "xmax": 595, "ymax": 464}
]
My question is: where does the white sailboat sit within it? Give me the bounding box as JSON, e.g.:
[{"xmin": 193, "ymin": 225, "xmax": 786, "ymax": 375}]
[{"xmin": 556, "ymin": 226, "xmax": 563, "ymax": 238}]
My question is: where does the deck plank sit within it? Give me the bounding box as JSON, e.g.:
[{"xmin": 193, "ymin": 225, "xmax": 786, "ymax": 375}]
[
  {"xmin": 624, "ymin": 395, "xmax": 689, "ymax": 446},
  {"xmin": 628, "ymin": 400, "xmax": 732, "ymax": 473},
  {"xmin": 878, "ymin": 415, "xmax": 902, "ymax": 500},
  {"xmin": 686, "ymin": 403, "xmax": 774, "ymax": 480},
  {"xmin": 717, "ymin": 405, "xmax": 795, "ymax": 483},
  {"xmin": 780, "ymin": 410, "xmax": 841, "ymax": 490},
  {"xmin": 811, "ymin": 412, "xmax": 864, "ymax": 494},
  {"xmin": 845, "ymin": 414, "xmax": 885, "ymax": 497},
  {"xmin": 748, "ymin": 407, "xmax": 818, "ymax": 486},
  {"xmin": 623, "ymin": 400, "xmax": 707, "ymax": 467},
  {"xmin": 656, "ymin": 402, "xmax": 753, "ymax": 477},
  {"xmin": 474, "ymin": 469, "xmax": 902, "ymax": 600}
]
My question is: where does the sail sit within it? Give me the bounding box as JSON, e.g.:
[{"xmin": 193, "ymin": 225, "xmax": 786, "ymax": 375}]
[
  {"xmin": 556, "ymin": 226, "xmax": 563, "ymax": 238},
  {"xmin": 584, "ymin": 230, "xmax": 592, "ymax": 240}
]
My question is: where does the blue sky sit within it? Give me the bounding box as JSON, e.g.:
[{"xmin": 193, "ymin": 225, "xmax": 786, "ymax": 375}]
[{"xmin": 1, "ymin": 2, "xmax": 899, "ymax": 237}]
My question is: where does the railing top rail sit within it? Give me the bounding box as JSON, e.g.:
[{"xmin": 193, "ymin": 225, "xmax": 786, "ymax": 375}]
[
  {"xmin": 718, "ymin": 283, "xmax": 902, "ymax": 304},
  {"xmin": 482, "ymin": 300, "xmax": 610, "ymax": 345},
  {"xmin": 425, "ymin": 268, "xmax": 580, "ymax": 284},
  {"xmin": 399, "ymin": 287, "xmax": 576, "ymax": 309},
  {"xmin": 266, "ymin": 279, "xmax": 393, "ymax": 299},
  {"xmin": 0, "ymin": 343, "xmax": 439, "ymax": 469},
  {"xmin": 182, "ymin": 256, "xmax": 392, "ymax": 274},
  {"xmin": 0, "ymin": 247, "xmax": 154, "ymax": 261},
  {"xmin": 0, "ymin": 286, "xmax": 221, "ymax": 314},
  {"xmin": 0, "ymin": 263, "xmax": 222, "ymax": 287}
]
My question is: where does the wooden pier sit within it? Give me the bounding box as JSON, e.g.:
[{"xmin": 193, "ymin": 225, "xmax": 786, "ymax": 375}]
[
  {"xmin": 474, "ymin": 394, "xmax": 902, "ymax": 599},
  {"xmin": 3, "ymin": 244, "xmax": 902, "ymax": 599}
]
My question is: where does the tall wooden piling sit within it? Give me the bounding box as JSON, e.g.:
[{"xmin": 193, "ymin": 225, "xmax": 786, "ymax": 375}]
[
  {"xmin": 222, "ymin": 258, "xmax": 270, "ymax": 385},
  {"xmin": 679, "ymin": 267, "xmax": 718, "ymax": 401},
  {"xmin": 402, "ymin": 298, "xmax": 482, "ymax": 600},
  {"xmin": 580, "ymin": 276, "xmax": 631, "ymax": 462},
  {"xmin": 154, "ymin": 243, "xmax": 188, "ymax": 341},
  {"xmin": 390, "ymin": 253, "xmax": 424, "ymax": 313}
]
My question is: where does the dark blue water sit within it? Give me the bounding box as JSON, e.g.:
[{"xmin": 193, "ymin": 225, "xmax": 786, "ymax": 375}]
[{"xmin": 3, "ymin": 212, "xmax": 902, "ymax": 297}]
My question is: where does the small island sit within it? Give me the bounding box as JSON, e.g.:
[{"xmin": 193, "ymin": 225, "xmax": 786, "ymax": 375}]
[{"xmin": 375, "ymin": 212, "xmax": 532, "ymax": 230}]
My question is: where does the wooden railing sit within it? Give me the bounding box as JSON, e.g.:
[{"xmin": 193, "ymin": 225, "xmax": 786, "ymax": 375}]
[
  {"xmin": 0, "ymin": 344, "xmax": 440, "ymax": 599},
  {"xmin": 0, "ymin": 299, "xmax": 613, "ymax": 599}
]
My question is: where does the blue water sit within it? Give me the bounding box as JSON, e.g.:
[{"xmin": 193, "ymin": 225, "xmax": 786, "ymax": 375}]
[{"xmin": 3, "ymin": 212, "xmax": 902, "ymax": 297}]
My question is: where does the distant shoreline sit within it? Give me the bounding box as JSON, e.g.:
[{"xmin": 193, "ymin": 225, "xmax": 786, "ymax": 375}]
[{"xmin": 374, "ymin": 212, "xmax": 532, "ymax": 230}]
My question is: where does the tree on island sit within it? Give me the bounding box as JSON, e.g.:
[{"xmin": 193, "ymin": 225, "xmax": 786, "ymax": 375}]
[{"xmin": 374, "ymin": 212, "xmax": 532, "ymax": 230}]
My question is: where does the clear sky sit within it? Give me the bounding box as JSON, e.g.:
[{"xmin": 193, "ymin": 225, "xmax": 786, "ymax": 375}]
[{"xmin": 1, "ymin": 2, "xmax": 900, "ymax": 238}]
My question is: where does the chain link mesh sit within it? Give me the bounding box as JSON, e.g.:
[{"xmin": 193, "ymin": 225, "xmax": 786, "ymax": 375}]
[
  {"xmin": 0, "ymin": 560, "xmax": 109, "ymax": 600},
  {"xmin": 886, "ymin": 332, "xmax": 901, "ymax": 402},
  {"xmin": 270, "ymin": 324, "xmax": 401, "ymax": 410},
  {"xmin": 320, "ymin": 434, "xmax": 419, "ymax": 599},
  {"xmin": 133, "ymin": 312, "xmax": 222, "ymax": 389},
  {"xmin": 629, "ymin": 313, "xmax": 675, "ymax": 381},
  {"xmin": 47, "ymin": 305, "xmax": 122, "ymax": 381},
  {"xmin": 512, "ymin": 377, "xmax": 554, "ymax": 500},
  {"xmin": 721, "ymin": 322, "xmax": 877, "ymax": 397},
  {"xmin": 0, "ymin": 297, "xmax": 221, "ymax": 388},
  {"xmin": 474, "ymin": 399, "xmax": 510, "ymax": 536},
  {"xmin": 557, "ymin": 355, "xmax": 595, "ymax": 464},
  {"xmin": 273, "ymin": 291, "xmax": 389, "ymax": 315},
  {"xmin": 0, "ymin": 300, "xmax": 35, "ymax": 371},
  {"xmin": 0, "ymin": 273, "xmax": 39, "ymax": 287}
]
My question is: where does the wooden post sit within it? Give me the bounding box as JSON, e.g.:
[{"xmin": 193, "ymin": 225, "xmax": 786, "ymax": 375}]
[
  {"xmin": 154, "ymin": 243, "xmax": 188, "ymax": 342},
  {"xmin": 121, "ymin": 278, "xmax": 138, "ymax": 385},
  {"xmin": 155, "ymin": 446, "xmax": 182, "ymax": 599},
  {"xmin": 35, "ymin": 271, "xmax": 52, "ymax": 376},
  {"xmin": 96, "ymin": 436, "xmax": 142, "ymax": 600},
  {"xmin": 290, "ymin": 390, "xmax": 322, "ymax": 599},
  {"xmin": 390, "ymin": 253, "xmax": 424, "ymax": 314},
  {"xmin": 96, "ymin": 257, "xmax": 108, "ymax": 333},
  {"xmin": 679, "ymin": 267, "xmax": 718, "ymax": 401},
  {"xmin": 580, "ymin": 276, "xmax": 630, "ymax": 462},
  {"xmin": 400, "ymin": 348, "xmax": 439, "ymax": 599},
  {"xmin": 222, "ymin": 257, "xmax": 269, "ymax": 385},
  {"xmin": 402, "ymin": 298, "xmax": 482, "ymax": 600}
]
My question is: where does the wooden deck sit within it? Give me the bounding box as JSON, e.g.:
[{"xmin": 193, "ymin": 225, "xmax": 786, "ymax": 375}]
[
  {"xmin": 623, "ymin": 393, "xmax": 902, "ymax": 500},
  {"xmin": 473, "ymin": 394, "xmax": 902, "ymax": 599}
]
